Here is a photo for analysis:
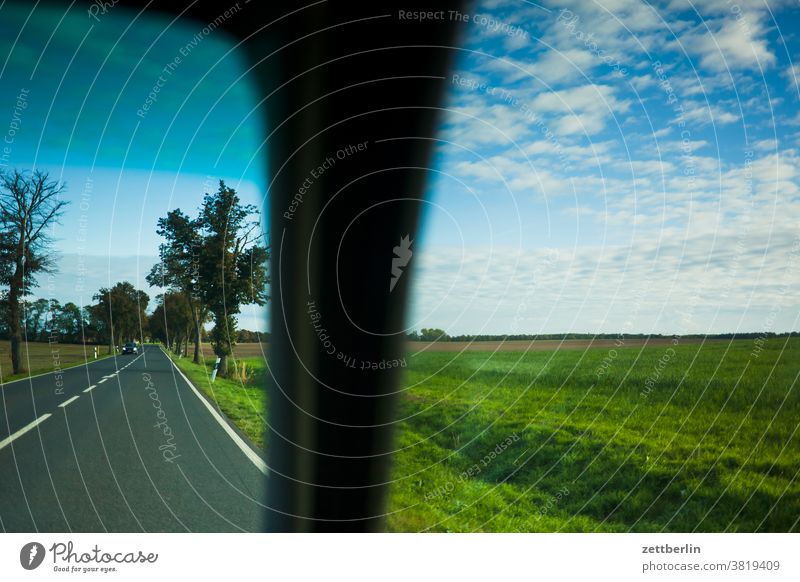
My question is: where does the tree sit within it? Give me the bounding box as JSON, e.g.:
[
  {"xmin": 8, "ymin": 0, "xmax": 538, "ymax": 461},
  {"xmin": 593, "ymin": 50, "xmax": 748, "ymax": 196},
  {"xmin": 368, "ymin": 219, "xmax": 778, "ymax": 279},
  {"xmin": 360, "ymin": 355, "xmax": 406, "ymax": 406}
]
[
  {"xmin": 0, "ymin": 169, "xmax": 68, "ymax": 373},
  {"xmin": 91, "ymin": 282, "xmax": 149, "ymax": 352},
  {"xmin": 196, "ymin": 181, "xmax": 269, "ymax": 377},
  {"xmin": 30, "ymin": 298, "xmax": 58, "ymax": 341},
  {"xmin": 237, "ymin": 329, "xmax": 266, "ymax": 343},
  {"xmin": 149, "ymin": 292, "xmax": 193, "ymax": 355},
  {"xmin": 44, "ymin": 299, "xmax": 61, "ymax": 341},
  {"xmin": 24, "ymin": 297, "xmax": 51, "ymax": 341},
  {"xmin": 420, "ymin": 328, "xmax": 449, "ymax": 342},
  {"xmin": 146, "ymin": 209, "xmax": 208, "ymax": 363},
  {"xmin": 81, "ymin": 305, "xmax": 100, "ymax": 344},
  {"xmin": 55, "ymin": 302, "xmax": 83, "ymax": 343}
]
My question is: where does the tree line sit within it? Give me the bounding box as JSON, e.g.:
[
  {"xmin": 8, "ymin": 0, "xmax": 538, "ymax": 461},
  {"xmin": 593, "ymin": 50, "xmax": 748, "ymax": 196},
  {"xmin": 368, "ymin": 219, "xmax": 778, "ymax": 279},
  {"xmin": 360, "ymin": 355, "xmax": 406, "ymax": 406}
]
[
  {"xmin": 407, "ymin": 330, "xmax": 799, "ymax": 342},
  {"xmin": 0, "ymin": 170, "xmax": 269, "ymax": 378}
]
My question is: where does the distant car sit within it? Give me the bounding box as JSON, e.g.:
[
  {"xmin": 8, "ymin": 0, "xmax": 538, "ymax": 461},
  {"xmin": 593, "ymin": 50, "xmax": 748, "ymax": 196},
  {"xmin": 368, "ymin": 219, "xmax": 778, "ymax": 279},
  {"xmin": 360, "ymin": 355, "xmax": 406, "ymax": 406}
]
[{"xmin": 122, "ymin": 342, "xmax": 138, "ymax": 355}]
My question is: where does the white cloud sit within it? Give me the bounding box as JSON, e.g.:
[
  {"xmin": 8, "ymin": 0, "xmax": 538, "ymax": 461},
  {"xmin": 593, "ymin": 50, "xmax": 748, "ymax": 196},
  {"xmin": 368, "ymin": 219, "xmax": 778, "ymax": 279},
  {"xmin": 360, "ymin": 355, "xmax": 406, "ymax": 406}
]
[
  {"xmin": 529, "ymin": 84, "xmax": 631, "ymax": 135},
  {"xmin": 664, "ymin": 0, "xmax": 794, "ymax": 16},
  {"xmin": 679, "ymin": 102, "xmax": 741, "ymax": 126},
  {"xmin": 676, "ymin": 12, "xmax": 777, "ymax": 73},
  {"xmin": 442, "ymin": 101, "xmax": 534, "ymax": 148},
  {"xmin": 477, "ymin": 53, "xmax": 589, "ymax": 86},
  {"xmin": 530, "ymin": 48, "xmax": 599, "ymax": 84},
  {"xmin": 616, "ymin": 159, "xmax": 677, "ymax": 176},
  {"xmin": 629, "ymin": 74, "xmax": 657, "ymax": 91},
  {"xmin": 752, "ymin": 138, "xmax": 777, "ymax": 152},
  {"xmin": 410, "ymin": 229, "xmax": 799, "ymax": 335},
  {"xmin": 548, "ymin": 0, "xmax": 672, "ymax": 33},
  {"xmin": 784, "ymin": 64, "xmax": 800, "ymax": 96}
]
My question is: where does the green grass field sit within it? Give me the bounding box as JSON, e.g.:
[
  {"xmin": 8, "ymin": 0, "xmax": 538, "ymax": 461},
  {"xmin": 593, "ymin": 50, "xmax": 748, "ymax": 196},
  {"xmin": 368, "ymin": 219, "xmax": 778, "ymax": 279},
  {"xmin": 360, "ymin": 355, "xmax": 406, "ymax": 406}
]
[
  {"xmin": 169, "ymin": 337, "xmax": 800, "ymax": 532},
  {"xmin": 0, "ymin": 341, "xmax": 111, "ymax": 384}
]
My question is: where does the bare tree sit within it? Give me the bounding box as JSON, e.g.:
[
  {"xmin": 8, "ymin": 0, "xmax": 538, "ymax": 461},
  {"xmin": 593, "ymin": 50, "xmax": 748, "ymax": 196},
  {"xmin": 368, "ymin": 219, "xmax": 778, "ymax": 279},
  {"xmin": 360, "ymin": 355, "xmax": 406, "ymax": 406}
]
[{"xmin": 0, "ymin": 169, "xmax": 68, "ymax": 374}]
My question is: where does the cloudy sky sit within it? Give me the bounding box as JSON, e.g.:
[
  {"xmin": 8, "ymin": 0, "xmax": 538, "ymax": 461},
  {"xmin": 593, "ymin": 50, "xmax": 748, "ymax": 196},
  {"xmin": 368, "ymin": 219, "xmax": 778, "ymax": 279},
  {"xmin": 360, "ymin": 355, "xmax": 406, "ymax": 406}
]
[
  {"xmin": 0, "ymin": 1, "xmax": 798, "ymax": 335},
  {"xmin": 408, "ymin": 0, "xmax": 800, "ymax": 335}
]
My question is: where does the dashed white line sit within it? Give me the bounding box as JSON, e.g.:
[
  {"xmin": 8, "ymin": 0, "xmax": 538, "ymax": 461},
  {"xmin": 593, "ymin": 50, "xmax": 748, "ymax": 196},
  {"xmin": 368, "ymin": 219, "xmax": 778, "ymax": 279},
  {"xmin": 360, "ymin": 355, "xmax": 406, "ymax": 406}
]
[
  {"xmin": 58, "ymin": 395, "xmax": 81, "ymax": 408},
  {"xmin": 97, "ymin": 378, "xmax": 107, "ymax": 384},
  {"xmin": 0, "ymin": 414, "xmax": 52, "ymax": 451},
  {"xmin": 83, "ymin": 385, "xmax": 97, "ymax": 393}
]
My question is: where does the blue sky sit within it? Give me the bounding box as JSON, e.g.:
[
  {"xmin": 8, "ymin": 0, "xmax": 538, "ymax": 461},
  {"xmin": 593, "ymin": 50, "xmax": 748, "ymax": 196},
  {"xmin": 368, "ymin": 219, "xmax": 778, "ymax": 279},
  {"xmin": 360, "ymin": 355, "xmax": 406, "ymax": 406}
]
[
  {"xmin": 408, "ymin": 0, "xmax": 800, "ymax": 335},
  {"xmin": 1, "ymin": 1, "xmax": 799, "ymax": 335}
]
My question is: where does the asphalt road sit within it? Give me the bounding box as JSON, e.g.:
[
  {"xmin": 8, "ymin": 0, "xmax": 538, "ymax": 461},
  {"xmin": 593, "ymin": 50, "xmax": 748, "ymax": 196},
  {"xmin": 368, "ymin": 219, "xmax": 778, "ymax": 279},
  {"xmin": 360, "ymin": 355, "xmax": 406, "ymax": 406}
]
[{"xmin": 0, "ymin": 345, "xmax": 266, "ymax": 532}]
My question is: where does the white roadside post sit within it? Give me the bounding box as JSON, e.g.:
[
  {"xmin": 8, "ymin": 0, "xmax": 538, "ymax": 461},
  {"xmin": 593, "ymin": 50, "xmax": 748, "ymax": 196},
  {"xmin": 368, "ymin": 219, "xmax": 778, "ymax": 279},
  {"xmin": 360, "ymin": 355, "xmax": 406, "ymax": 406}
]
[
  {"xmin": 210, "ymin": 357, "xmax": 221, "ymax": 382},
  {"xmin": 93, "ymin": 346, "xmax": 97, "ymax": 359}
]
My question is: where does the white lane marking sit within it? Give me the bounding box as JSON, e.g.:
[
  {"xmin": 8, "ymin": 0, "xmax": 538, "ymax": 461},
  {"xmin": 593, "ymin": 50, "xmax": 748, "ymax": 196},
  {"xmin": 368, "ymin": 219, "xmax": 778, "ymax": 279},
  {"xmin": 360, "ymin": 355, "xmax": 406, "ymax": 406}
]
[
  {"xmin": 83, "ymin": 385, "xmax": 97, "ymax": 393},
  {"xmin": 162, "ymin": 348, "xmax": 268, "ymax": 475},
  {"xmin": 0, "ymin": 414, "xmax": 52, "ymax": 451},
  {"xmin": 102, "ymin": 374, "xmax": 116, "ymax": 379},
  {"xmin": 97, "ymin": 378, "xmax": 107, "ymax": 384},
  {"xmin": 58, "ymin": 395, "xmax": 81, "ymax": 408}
]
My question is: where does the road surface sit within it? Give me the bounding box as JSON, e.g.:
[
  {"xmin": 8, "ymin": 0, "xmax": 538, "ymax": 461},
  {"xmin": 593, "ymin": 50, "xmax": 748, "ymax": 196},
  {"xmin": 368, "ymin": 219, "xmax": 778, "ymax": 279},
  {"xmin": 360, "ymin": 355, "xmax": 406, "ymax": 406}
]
[{"xmin": 0, "ymin": 345, "xmax": 265, "ymax": 532}]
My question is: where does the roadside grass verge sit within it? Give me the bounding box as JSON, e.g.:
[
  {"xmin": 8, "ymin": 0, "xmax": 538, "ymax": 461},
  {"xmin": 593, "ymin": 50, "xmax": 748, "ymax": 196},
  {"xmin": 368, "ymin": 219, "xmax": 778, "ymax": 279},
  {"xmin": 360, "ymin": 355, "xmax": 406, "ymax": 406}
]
[{"xmin": 164, "ymin": 349, "xmax": 268, "ymax": 450}]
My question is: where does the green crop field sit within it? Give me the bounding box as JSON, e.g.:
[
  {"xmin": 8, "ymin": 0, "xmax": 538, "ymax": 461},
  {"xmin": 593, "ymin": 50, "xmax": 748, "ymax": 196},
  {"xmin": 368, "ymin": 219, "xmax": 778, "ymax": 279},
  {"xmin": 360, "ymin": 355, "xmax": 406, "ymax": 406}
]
[
  {"xmin": 169, "ymin": 337, "xmax": 800, "ymax": 532},
  {"xmin": 387, "ymin": 337, "xmax": 800, "ymax": 532},
  {"xmin": 0, "ymin": 341, "xmax": 111, "ymax": 384}
]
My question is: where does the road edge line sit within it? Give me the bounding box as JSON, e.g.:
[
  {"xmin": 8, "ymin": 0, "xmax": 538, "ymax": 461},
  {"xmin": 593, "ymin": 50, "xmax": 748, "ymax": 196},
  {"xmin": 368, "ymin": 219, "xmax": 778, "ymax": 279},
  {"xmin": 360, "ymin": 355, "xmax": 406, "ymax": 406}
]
[{"xmin": 160, "ymin": 347, "xmax": 268, "ymax": 475}]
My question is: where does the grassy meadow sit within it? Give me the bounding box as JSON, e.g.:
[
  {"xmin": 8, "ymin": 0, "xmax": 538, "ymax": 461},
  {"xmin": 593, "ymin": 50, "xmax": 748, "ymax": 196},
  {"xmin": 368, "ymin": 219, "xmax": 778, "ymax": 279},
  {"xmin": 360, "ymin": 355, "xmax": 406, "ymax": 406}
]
[
  {"xmin": 0, "ymin": 341, "xmax": 111, "ymax": 383},
  {"xmin": 169, "ymin": 337, "xmax": 800, "ymax": 532}
]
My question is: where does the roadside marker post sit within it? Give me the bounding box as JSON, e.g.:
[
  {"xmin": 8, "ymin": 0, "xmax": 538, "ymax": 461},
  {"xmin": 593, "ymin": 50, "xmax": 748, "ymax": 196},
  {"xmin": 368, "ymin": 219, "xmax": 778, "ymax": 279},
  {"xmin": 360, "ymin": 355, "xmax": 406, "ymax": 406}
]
[
  {"xmin": 210, "ymin": 357, "xmax": 221, "ymax": 382},
  {"xmin": 93, "ymin": 346, "xmax": 97, "ymax": 359}
]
